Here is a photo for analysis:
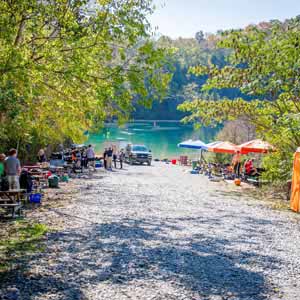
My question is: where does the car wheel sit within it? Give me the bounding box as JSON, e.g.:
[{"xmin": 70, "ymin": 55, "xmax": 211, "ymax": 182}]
[{"xmin": 147, "ymin": 161, "xmax": 151, "ymax": 166}]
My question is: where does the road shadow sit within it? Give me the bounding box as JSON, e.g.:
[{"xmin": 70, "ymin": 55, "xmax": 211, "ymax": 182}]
[{"xmin": 0, "ymin": 217, "xmax": 277, "ymax": 300}]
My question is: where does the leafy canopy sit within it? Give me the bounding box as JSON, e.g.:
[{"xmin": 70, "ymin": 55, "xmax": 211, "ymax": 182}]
[
  {"xmin": 0, "ymin": 0, "xmax": 171, "ymax": 155},
  {"xmin": 179, "ymin": 17, "xmax": 300, "ymax": 181}
]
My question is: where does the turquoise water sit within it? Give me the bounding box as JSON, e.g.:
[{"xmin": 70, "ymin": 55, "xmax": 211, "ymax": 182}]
[{"xmin": 87, "ymin": 121, "xmax": 218, "ymax": 159}]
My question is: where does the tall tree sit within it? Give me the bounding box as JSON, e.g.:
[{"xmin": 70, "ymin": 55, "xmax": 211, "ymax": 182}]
[
  {"xmin": 0, "ymin": 0, "xmax": 171, "ymax": 155},
  {"xmin": 179, "ymin": 17, "xmax": 300, "ymax": 181}
]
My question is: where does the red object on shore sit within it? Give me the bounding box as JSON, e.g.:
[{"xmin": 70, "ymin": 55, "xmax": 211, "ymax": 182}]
[
  {"xmin": 239, "ymin": 139, "xmax": 275, "ymax": 154},
  {"xmin": 208, "ymin": 141, "xmax": 239, "ymax": 154},
  {"xmin": 171, "ymin": 159, "xmax": 177, "ymax": 165}
]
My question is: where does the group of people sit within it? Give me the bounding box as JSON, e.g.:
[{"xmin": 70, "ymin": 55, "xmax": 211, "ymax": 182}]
[
  {"xmin": 0, "ymin": 143, "xmax": 129, "ymax": 192},
  {"xmin": 103, "ymin": 147, "xmax": 125, "ymax": 170},
  {"xmin": 70, "ymin": 144, "xmax": 126, "ymax": 171},
  {"xmin": 0, "ymin": 148, "xmax": 22, "ymax": 190},
  {"xmin": 71, "ymin": 145, "xmax": 96, "ymax": 170},
  {"xmin": 232, "ymin": 150, "xmax": 259, "ymax": 177}
]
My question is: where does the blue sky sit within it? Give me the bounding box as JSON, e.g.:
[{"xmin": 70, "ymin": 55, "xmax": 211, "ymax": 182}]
[{"xmin": 149, "ymin": 0, "xmax": 300, "ymax": 38}]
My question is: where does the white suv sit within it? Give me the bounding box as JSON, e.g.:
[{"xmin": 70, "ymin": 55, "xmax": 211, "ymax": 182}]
[{"xmin": 126, "ymin": 144, "xmax": 152, "ymax": 166}]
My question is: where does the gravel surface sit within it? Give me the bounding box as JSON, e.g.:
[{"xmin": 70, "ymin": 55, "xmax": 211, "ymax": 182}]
[{"xmin": 1, "ymin": 162, "xmax": 300, "ymax": 300}]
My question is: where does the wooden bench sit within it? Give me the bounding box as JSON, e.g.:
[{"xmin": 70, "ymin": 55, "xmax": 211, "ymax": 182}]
[
  {"xmin": 0, "ymin": 200, "xmax": 22, "ymax": 218},
  {"xmin": 0, "ymin": 190, "xmax": 26, "ymax": 218}
]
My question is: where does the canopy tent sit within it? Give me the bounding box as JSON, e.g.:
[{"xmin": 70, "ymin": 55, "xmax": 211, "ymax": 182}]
[
  {"xmin": 208, "ymin": 141, "xmax": 239, "ymax": 154},
  {"xmin": 239, "ymin": 139, "xmax": 275, "ymax": 154},
  {"xmin": 204, "ymin": 141, "xmax": 222, "ymax": 151},
  {"xmin": 178, "ymin": 139, "xmax": 207, "ymax": 150},
  {"xmin": 291, "ymin": 148, "xmax": 300, "ymax": 212}
]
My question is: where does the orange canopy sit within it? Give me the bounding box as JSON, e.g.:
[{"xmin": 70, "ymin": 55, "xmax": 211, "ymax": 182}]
[
  {"xmin": 291, "ymin": 148, "xmax": 300, "ymax": 212},
  {"xmin": 239, "ymin": 139, "xmax": 275, "ymax": 154},
  {"xmin": 208, "ymin": 141, "xmax": 239, "ymax": 154}
]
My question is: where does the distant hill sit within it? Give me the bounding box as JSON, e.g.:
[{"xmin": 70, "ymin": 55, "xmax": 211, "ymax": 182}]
[{"xmin": 132, "ymin": 18, "xmax": 295, "ymax": 120}]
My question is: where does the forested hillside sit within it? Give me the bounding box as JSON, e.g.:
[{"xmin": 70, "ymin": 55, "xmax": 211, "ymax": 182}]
[
  {"xmin": 132, "ymin": 31, "xmax": 245, "ymax": 119},
  {"xmin": 178, "ymin": 16, "xmax": 300, "ymax": 181},
  {"xmin": 133, "ymin": 19, "xmax": 295, "ymax": 120}
]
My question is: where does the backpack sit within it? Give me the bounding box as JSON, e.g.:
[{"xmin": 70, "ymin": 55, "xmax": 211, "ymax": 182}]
[
  {"xmin": 0, "ymin": 177, "xmax": 9, "ymax": 191},
  {"xmin": 19, "ymin": 170, "xmax": 33, "ymax": 193}
]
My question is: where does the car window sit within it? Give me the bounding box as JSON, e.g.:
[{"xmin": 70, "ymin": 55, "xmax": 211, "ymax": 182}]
[{"xmin": 132, "ymin": 145, "xmax": 148, "ymax": 152}]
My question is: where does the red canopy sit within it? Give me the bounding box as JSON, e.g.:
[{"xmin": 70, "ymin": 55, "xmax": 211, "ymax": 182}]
[
  {"xmin": 239, "ymin": 139, "xmax": 275, "ymax": 154},
  {"xmin": 208, "ymin": 141, "xmax": 239, "ymax": 154}
]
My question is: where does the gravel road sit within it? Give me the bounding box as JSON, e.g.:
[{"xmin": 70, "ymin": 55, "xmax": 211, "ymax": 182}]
[{"xmin": 2, "ymin": 162, "xmax": 300, "ymax": 300}]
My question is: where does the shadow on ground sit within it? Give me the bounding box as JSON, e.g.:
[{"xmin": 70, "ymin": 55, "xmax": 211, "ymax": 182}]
[{"xmin": 0, "ymin": 216, "xmax": 278, "ymax": 300}]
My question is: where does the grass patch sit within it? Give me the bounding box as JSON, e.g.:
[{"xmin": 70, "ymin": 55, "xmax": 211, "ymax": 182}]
[
  {"xmin": 0, "ymin": 221, "xmax": 48, "ymax": 274},
  {"xmin": 269, "ymin": 200, "xmax": 290, "ymax": 211}
]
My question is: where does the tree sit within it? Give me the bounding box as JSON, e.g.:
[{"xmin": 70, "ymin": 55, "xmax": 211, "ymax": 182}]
[
  {"xmin": 179, "ymin": 17, "xmax": 300, "ymax": 182},
  {"xmin": 216, "ymin": 119, "xmax": 256, "ymax": 145},
  {"xmin": 0, "ymin": 0, "xmax": 171, "ymax": 157}
]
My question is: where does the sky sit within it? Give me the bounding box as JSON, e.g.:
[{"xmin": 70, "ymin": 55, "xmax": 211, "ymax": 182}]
[{"xmin": 149, "ymin": 0, "xmax": 300, "ymax": 38}]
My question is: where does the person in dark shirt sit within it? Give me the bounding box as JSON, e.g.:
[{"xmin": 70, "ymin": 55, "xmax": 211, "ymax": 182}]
[
  {"xmin": 103, "ymin": 148, "xmax": 108, "ymax": 169},
  {"xmin": 81, "ymin": 150, "xmax": 88, "ymax": 168},
  {"xmin": 113, "ymin": 152, "xmax": 117, "ymax": 168},
  {"xmin": 106, "ymin": 147, "xmax": 113, "ymax": 170},
  {"xmin": 119, "ymin": 149, "xmax": 125, "ymax": 169}
]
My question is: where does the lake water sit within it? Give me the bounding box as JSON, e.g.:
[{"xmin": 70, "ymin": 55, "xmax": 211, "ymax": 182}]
[{"xmin": 87, "ymin": 121, "xmax": 218, "ymax": 159}]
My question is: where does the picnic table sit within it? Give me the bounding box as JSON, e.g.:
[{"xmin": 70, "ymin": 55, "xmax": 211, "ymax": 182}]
[
  {"xmin": 0, "ymin": 189, "xmax": 26, "ymax": 217},
  {"xmin": 50, "ymin": 166, "xmax": 65, "ymax": 176}
]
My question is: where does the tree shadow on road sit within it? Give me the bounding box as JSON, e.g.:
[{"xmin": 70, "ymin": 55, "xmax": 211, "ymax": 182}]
[{"xmin": 0, "ymin": 217, "xmax": 278, "ymax": 300}]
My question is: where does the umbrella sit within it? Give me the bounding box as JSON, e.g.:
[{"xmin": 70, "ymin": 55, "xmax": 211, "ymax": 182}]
[
  {"xmin": 203, "ymin": 141, "xmax": 222, "ymax": 151},
  {"xmin": 208, "ymin": 141, "xmax": 239, "ymax": 154},
  {"xmin": 239, "ymin": 139, "xmax": 275, "ymax": 154},
  {"xmin": 178, "ymin": 139, "xmax": 207, "ymax": 150}
]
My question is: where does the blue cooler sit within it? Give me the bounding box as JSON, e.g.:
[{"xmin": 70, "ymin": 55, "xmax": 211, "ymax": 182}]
[
  {"xmin": 95, "ymin": 161, "xmax": 102, "ymax": 168},
  {"xmin": 29, "ymin": 193, "xmax": 42, "ymax": 204}
]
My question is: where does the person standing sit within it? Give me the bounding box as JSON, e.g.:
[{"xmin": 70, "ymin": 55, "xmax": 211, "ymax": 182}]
[
  {"xmin": 81, "ymin": 149, "xmax": 88, "ymax": 169},
  {"xmin": 113, "ymin": 152, "xmax": 117, "ymax": 168},
  {"xmin": 106, "ymin": 147, "xmax": 113, "ymax": 170},
  {"xmin": 0, "ymin": 154, "xmax": 5, "ymax": 177},
  {"xmin": 76, "ymin": 150, "xmax": 82, "ymax": 170},
  {"xmin": 4, "ymin": 149, "xmax": 21, "ymax": 190},
  {"xmin": 37, "ymin": 148, "xmax": 46, "ymax": 163},
  {"xmin": 71, "ymin": 150, "xmax": 76, "ymax": 162},
  {"xmin": 0, "ymin": 154, "xmax": 6, "ymax": 191},
  {"xmin": 119, "ymin": 149, "xmax": 125, "ymax": 169},
  {"xmin": 232, "ymin": 150, "xmax": 241, "ymax": 177},
  {"xmin": 103, "ymin": 148, "xmax": 108, "ymax": 169},
  {"xmin": 86, "ymin": 144, "xmax": 95, "ymax": 169}
]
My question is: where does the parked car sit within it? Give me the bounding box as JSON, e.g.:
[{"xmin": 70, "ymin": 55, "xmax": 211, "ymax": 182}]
[{"xmin": 125, "ymin": 144, "xmax": 152, "ymax": 166}]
